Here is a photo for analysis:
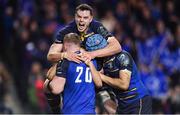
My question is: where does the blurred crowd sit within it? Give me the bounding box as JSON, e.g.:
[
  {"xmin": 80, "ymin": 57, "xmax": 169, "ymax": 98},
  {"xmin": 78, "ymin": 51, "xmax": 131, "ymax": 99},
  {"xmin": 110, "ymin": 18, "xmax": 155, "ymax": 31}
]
[{"xmin": 0, "ymin": 0, "xmax": 179, "ymax": 114}]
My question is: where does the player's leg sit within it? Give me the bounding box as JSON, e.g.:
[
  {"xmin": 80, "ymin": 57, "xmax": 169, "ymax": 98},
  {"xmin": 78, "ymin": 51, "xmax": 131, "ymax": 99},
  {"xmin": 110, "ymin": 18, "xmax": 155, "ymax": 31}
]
[
  {"xmin": 116, "ymin": 95, "xmax": 152, "ymax": 114},
  {"xmin": 139, "ymin": 95, "xmax": 152, "ymax": 114},
  {"xmin": 96, "ymin": 90, "xmax": 117, "ymax": 114}
]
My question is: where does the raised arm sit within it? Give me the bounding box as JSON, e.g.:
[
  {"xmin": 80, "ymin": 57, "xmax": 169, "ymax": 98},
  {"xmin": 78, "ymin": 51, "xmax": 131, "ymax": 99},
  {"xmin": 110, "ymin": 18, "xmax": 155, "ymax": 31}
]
[
  {"xmin": 47, "ymin": 21, "xmax": 82, "ymax": 63},
  {"xmin": 85, "ymin": 20, "xmax": 122, "ymax": 59},
  {"xmin": 47, "ymin": 43, "xmax": 81, "ymax": 63},
  {"xmin": 90, "ymin": 36, "xmax": 121, "ymax": 58}
]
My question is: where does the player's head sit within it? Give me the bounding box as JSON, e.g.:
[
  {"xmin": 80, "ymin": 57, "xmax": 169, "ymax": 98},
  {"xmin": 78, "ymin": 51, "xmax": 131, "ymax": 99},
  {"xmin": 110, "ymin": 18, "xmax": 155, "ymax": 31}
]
[
  {"xmin": 75, "ymin": 4, "xmax": 93, "ymax": 33},
  {"xmin": 63, "ymin": 33, "xmax": 81, "ymax": 52},
  {"xmin": 85, "ymin": 34, "xmax": 108, "ymax": 51}
]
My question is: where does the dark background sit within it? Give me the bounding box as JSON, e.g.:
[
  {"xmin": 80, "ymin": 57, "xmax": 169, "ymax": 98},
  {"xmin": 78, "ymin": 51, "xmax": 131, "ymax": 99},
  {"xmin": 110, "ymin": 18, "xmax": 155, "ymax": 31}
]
[{"xmin": 0, "ymin": 0, "xmax": 179, "ymax": 114}]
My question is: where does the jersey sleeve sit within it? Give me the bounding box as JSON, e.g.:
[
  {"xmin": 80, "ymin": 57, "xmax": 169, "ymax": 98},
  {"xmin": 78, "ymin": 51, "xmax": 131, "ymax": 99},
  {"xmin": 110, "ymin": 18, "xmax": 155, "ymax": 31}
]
[
  {"xmin": 90, "ymin": 20, "xmax": 113, "ymax": 40},
  {"xmin": 116, "ymin": 52, "xmax": 133, "ymax": 72},
  {"xmin": 56, "ymin": 59, "xmax": 69, "ymax": 78},
  {"xmin": 54, "ymin": 21, "xmax": 77, "ymax": 44},
  {"xmin": 95, "ymin": 58, "xmax": 103, "ymax": 71}
]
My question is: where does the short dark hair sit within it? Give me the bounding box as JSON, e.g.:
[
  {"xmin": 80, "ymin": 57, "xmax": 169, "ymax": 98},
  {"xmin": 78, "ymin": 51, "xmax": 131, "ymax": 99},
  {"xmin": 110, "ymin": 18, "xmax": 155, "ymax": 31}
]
[
  {"xmin": 64, "ymin": 33, "xmax": 81, "ymax": 46},
  {"xmin": 75, "ymin": 4, "xmax": 93, "ymax": 16}
]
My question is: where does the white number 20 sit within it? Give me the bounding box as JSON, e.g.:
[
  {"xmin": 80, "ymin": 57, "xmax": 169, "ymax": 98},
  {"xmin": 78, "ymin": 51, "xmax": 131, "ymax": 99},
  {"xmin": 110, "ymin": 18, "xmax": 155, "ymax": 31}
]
[{"xmin": 75, "ymin": 66, "xmax": 92, "ymax": 83}]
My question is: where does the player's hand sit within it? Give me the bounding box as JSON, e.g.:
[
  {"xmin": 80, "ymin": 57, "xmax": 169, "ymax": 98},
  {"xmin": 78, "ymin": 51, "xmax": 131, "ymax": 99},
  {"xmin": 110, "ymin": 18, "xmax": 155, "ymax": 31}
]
[
  {"xmin": 78, "ymin": 53, "xmax": 89, "ymax": 65},
  {"xmin": 64, "ymin": 52, "xmax": 82, "ymax": 63},
  {"xmin": 78, "ymin": 52, "xmax": 92, "ymax": 66},
  {"xmin": 99, "ymin": 69, "xmax": 104, "ymax": 74},
  {"xmin": 99, "ymin": 72, "xmax": 105, "ymax": 80},
  {"xmin": 80, "ymin": 51, "xmax": 95, "ymax": 61},
  {"xmin": 82, "ymin": 57, "xmax": 91, "ymax": 66},
  {"xmin": 84, "ymin": 59, "xmax": 92, "ymax": 66}
]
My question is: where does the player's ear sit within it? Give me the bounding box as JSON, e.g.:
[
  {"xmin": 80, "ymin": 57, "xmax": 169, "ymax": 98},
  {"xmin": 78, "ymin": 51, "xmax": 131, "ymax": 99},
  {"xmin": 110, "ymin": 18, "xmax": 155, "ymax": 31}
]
[
  {"xmin": 90, "ymin": 15, "xmax": 93, "ymax": 22},
  {"xmin": 63, "ymin": 43, "xmax": 67, "ymax": 51}
]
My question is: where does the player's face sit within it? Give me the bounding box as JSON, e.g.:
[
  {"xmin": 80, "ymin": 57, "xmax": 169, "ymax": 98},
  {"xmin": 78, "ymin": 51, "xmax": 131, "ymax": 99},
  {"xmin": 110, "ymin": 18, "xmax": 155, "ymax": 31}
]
[
  {"xmin": 75, "ymin": 10, "xmax": 93, "ymax": 33},
  {"xmin": 63, "ymin": 42, "xmax": 78, "ymax": 52},
  {"xmin": 63, "ymin": 42, "xmax": 70, "ymax": 52}
]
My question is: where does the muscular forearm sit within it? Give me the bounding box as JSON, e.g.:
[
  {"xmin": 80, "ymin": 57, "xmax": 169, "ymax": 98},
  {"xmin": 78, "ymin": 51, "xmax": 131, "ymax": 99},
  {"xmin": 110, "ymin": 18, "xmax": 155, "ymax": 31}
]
[
  {"xmin": 47, "ymin": 52, "xmax": 62, "ymax": 62},
  {"xmin": 91, "ymin": 37, "xmax": 121, "ymax": 58},
  {"xmin": 100, "ymin": 74, "xmax": 129, "ymax": 91},
  {"xmin": 47, "ymin": 43, "xmax": 63, "ymax": 62},
  {"xmin": 89, "ymin": 62, "xmax": 102, "ymax": 88}
]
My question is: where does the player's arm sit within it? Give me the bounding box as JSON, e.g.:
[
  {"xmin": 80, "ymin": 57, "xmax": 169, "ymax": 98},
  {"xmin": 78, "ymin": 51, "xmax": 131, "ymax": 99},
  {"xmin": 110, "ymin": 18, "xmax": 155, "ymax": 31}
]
[
  {"xmin": 48, "ymin": 59, "xmax": 69, "ymax": 94},
  {"xmin": 47, "ymin": 43, "xmax": 63, "ymax": 62},
  {"xmin": 100, "ymin": 70, "xmax": 131, "ymax": 91},
  {"xmin": 43, "ymin": 59, "xmax": 69, "ymax": 114},
  {"xmin": 46, "ymin": 71, "xmax": 66, "ymax": 95},
  {"xmin": 43, "ymin": 78, "xmax": 62, "ymax": 114},
  {"xmin": 88, "ymin": 21, "xmax": 121, "ymax": 59},
  {"xmin": 47, "ymin": 43, "xmax": 81, "ymax": 63},
  {"xmin": 101, "ymin": 52, "xmax": 133, "ymax": 91},
  {"xmin": 47, "ymin": 23, "xmax": 82, "ymax": 63},
  {"xmin": 83, "ymin": 59, "xmax": 102, "ymax": 88},
  {"xmin": 90, "ymin": 36, "xmax": 121, "ymax": 58},
  {"xmin": 49, "ymin": 76, "xmax": 66, "ymax": 95},
  {"xmin": 89, "ymin": 61, "xmax": 102, "ymax": 88}
]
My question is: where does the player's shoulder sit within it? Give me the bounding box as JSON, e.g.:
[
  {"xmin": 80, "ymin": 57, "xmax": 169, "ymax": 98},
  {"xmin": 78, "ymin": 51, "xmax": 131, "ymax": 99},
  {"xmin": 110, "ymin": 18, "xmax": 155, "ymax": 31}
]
[
  {"xmin": 57, "ymin": 59, "xmax": 69, "ymax": 68},
  {"xmin": 57, "ymin": 20, "xmax": 76, "ymax": 32},
  {"xmin": 64, "ymin": 20, "xmax": 76, "ymax": 29},
  {"xmin": 90, "ymin": 19, "xmax": 102, "ymax": 28},
  {"xmin": 117, "ymin": 50, "xmax": 131, "ymax": 59},
  {"xmin": 116, "ymin": 50, "xmax": 133, "ymax": 65},
  {"xmin": 54, "ymin": 20, "xmax": 77, "ymax": 42},
  {"xmin": 68, "ymin": 20, "xmax": 77, "ymax": 28}
]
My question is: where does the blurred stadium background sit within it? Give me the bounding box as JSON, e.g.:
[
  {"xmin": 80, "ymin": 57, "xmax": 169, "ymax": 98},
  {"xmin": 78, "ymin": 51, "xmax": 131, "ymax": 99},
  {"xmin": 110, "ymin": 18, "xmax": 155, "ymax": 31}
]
[{"xmin": 0, "ymin": 0, "xmax": 179, "ymax": 114}]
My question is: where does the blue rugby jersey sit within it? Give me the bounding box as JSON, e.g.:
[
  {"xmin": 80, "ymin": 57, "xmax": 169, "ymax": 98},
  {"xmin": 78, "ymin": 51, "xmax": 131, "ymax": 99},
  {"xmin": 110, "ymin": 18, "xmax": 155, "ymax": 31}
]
[
  {"xmin": 54, "ymin": 20, "xmax": 112, "ymax": 47},
  {"xmin": 56, "ymin": 58, "xmax": 98, "ymax": 114},
  {"xmin": 103, "ymin": 50, "xmax": 149, "ymax": 106}
]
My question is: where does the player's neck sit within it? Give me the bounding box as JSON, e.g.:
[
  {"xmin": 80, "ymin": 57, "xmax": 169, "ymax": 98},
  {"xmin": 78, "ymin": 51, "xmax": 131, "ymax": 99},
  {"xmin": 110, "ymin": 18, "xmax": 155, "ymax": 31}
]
[{"xmin": 80, "ymin": 28, "xmax": 88, "ymax": 34}]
